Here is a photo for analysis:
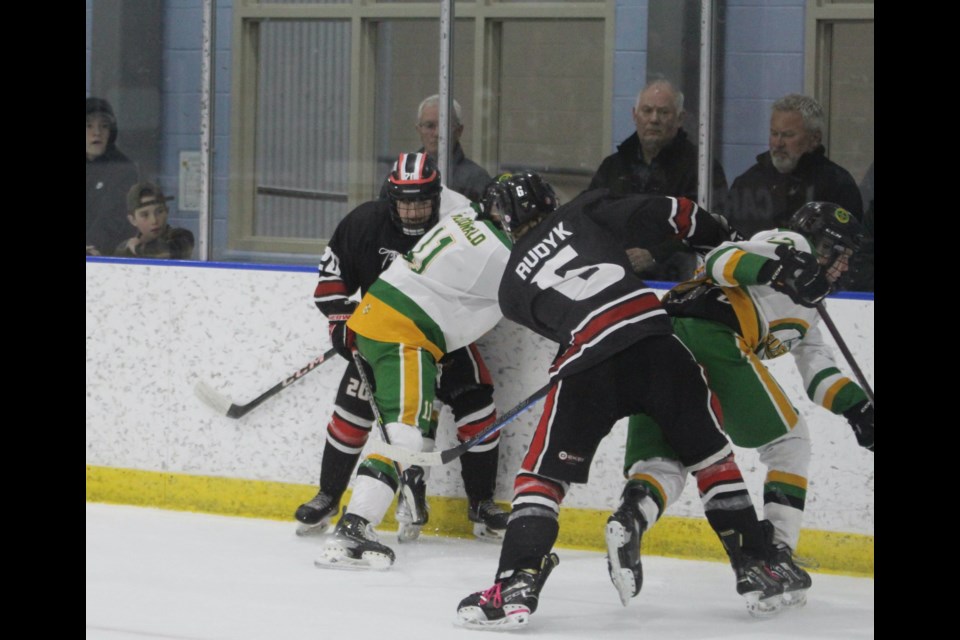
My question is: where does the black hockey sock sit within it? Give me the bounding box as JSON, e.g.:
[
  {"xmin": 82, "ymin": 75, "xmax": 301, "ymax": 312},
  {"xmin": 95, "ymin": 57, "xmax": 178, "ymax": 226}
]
[
  {"xmin": 703, "ymin": 506, "xmax": 771, "ymax": 558},
  {"xmin": 318, "ymin": 447, "xmax": 361, "ymax": 500},
  {"xmin": 460, "ymin": 446, "xmax": 499, "ymax": 502},
  {"xmin": 496, "ymin": 513, "xmax": 559, "ymax": 577}
]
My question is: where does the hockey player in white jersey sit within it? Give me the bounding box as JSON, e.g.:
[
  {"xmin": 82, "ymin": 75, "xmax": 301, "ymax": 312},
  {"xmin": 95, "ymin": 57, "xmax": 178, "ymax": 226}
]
[
  {"xmin": 610, "ymin": 201, "xmax": 873, "ymax": 611},
  {"xmin": 314, "ymin": 170, "xmax": 518, "ymax": 570},
  {"xmin": 297, "ymin": 153, "xmax": 509, "ymax": 545}
]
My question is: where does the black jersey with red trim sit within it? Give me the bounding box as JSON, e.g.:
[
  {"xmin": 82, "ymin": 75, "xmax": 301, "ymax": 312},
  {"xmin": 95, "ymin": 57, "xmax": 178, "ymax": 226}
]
[
  {"xmin": 608, "ymin": 189, "xmax": 734, "ymax": 256},
  {"xmin": 498, "ymin": 189, "xmax": 722, "ymax": 380},
  {"xmin": 313, "ymin": 200, "xmax": 418, "ymax": 319}
]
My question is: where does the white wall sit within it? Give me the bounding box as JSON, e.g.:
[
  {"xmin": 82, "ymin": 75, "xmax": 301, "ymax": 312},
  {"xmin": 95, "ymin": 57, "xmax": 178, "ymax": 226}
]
[{"xmin": 86, "ymin": 260, "xmax": 874, "ymax": 536}]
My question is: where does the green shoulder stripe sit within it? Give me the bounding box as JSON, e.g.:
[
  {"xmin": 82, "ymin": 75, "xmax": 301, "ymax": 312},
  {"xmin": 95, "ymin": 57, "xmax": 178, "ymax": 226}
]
[{"xmin": 479, "ymin": 219, "xmax": 513, "ymax": 248}]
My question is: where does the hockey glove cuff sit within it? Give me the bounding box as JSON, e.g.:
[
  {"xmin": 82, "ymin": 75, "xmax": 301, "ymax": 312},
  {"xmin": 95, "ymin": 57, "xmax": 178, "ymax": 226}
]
[
  {"xmin": 842, "ymin": 400, "xmax": 874, "ymax": 452},
  {"xmin": 328, "ymin": 315, "xmax": 356, "ymax": 361}
]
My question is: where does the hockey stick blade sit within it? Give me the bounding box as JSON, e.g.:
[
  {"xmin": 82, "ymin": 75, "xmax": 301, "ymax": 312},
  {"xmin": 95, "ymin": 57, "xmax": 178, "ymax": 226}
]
[
  {"xmin": 194, "ymin": 380, "xmax": 234, "ymax": 416},
  {"xmin": 194, "ymin": 348, "xmax": 339, "ymax": 419},
  {"xmin": 365, "ymin": 382, "xmax": 552, "ymax": 466}
]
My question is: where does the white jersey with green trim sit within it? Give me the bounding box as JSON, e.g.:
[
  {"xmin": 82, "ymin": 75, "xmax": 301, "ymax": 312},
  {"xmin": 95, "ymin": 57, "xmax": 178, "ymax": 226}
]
[
  {"xmin": 378, "ymin": 207, "xmax": 513, "ymax": 353},
  {"xmin": 705, "ymin": 229, "xmax": 856, "ymax": 410},
  {"xmin": 438, "ymin": 184, "xmax": 472, "ymax": 219}
]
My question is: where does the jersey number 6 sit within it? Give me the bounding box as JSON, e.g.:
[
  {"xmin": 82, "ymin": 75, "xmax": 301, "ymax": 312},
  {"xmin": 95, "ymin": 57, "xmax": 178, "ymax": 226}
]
[{"xmin": 531, "ymin": 245, "xmax": 625, "ymax": 301}]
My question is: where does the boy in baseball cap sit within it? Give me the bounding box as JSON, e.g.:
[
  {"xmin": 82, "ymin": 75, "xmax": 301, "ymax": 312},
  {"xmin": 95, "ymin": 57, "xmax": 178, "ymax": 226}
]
[{"xmin": 115, "ymin": 182, "xmax": 195, "ymax": 259}]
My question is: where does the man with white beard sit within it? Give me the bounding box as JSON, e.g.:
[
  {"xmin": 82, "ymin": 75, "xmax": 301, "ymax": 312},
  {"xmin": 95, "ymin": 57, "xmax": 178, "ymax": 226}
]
[{"xmin": 725, "ymin": 94, "xmax": 862, "ymax": 239}]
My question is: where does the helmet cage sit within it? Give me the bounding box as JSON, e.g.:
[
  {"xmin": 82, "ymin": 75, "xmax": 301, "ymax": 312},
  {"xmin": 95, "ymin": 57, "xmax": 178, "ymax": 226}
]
[
  {"xmin": 386, "ymin": 152, "xmax": 442, "ymax": 236},
  {"xmin": 788, "ymin": 201, "xmax": 864, "ymax": 289}
]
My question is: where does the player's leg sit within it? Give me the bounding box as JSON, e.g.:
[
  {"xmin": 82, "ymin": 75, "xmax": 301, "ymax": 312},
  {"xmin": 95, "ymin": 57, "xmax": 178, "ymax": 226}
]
[
  {"xmin": 295, "ymin": 361, "xmax": 374, "ymax": 535},
  {"xmin": 317, "ymin": 338, "xmax": 435, "ymax": 570},
  {"xmin": 438, "ymin": 344, "xmax": 509, "ymax": 541}
]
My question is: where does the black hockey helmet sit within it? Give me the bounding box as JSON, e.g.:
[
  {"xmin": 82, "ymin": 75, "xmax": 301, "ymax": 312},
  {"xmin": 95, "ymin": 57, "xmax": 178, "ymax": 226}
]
[
  {"xmin": 788, "ymin": 202, "xmax": 864, "ymax": 256},
  {"xmin": 386, "ymin": 152, "xmax": 443, "ymax": 236},
  {"xmin": 788, "ymin": 201, "xmax": 864, "ymax": 288},
  {"xmin": 481, "ymin": 171, "xmax": 558, "ymax": 238}
]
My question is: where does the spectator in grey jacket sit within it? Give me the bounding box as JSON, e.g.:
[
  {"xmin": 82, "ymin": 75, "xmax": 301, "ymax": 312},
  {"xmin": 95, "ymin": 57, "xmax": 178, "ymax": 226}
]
[{"xmin": 413, "ymin": 94, "xmax": 493, "ymax": 203}]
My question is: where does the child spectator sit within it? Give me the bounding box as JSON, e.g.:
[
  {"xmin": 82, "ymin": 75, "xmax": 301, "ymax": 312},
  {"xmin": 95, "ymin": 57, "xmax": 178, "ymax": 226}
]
[
  {"xmin": 115, "ymin": 182, "xmax": 195, "ymax": 260},
  {"xmin": 86, "ymin": 97, "xmax": 139, "ymax": 256}
]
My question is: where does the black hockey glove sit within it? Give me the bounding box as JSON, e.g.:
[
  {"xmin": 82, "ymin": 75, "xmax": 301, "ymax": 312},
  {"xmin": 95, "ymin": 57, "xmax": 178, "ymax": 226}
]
[
  {"xmin": 328, "ymin": 316, "xmax": 356, "ymax": 361},
  {"xmin": 842, "ymin": 400, "xmax": 874, "ymax": 452},
  {"xmin": 763, "ymin": 244, "xmax": 831, "ymax": 307}
]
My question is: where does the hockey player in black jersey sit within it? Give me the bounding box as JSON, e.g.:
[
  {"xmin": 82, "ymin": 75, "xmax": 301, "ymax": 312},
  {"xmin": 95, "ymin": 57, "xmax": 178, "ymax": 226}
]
[
  {"xmin": 296, "ymin": 152, "xmax": 508, "ymax": 549},
  {"xmin": 456, "ymin": 173, "xmax": 785, "ymax": 630}
]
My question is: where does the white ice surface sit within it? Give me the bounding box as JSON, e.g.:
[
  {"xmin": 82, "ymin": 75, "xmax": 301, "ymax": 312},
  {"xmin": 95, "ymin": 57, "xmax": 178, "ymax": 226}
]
[{"xmin": 86, "ymin": 503, "xmax": 874, "ymax": 639}]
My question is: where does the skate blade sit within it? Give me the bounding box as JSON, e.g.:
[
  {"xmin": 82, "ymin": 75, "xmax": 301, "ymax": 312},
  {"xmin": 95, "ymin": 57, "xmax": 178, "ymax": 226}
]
[
  {"xmin": 605, "ymin": 521, "xmax": 637, "ymax": 606},
  {"xmin": 472, "ymin": 522, "xmax": 505, "ymax": 543},
  {"xmin": 744, "ymin": 592, "xmax": 784, "ymax": 618},
  {"xmin": 455, "ymin": 606, "xmax": 531, "ymax": 630},
  {"xmin": 314, "ymin": 541, "xmax": 393, "ymax": 571},
  {"xmin": 782, "ymin": 590, "xmax": 808, "ymax": 608},
  {"xmin": 295, "ymin": 521, "xmax": 333, "ymax": 537},
  {"xmin": 792, "ymin": 554, "xmax": 821, "ymax": 570},
  {"xmin": 397, "ymin": 523, "xmax": 423, "ymax": 543}
]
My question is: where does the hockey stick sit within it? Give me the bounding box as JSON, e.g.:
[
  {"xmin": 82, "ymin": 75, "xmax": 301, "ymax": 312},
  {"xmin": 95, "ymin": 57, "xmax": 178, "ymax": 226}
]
[
  {"xmin": 349, "ymin": 348, "xmax": 423, "ymax": 525},
  {"xmin": 815, "ymin": 301, "xmax": 875, "ymax": 407},
  {"xmin": 366, "ymin": 381, "xmax": 552, "ymax": 467},
  {"xmin": 194, "ymin": 348, "xmax": 338, "ymax": 419}
]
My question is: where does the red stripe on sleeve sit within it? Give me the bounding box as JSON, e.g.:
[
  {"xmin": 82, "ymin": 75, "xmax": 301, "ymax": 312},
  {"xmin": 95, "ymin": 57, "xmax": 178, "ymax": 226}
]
[
  {"xmin": 674, "ymin": 197, "xmax": 695, "ymax": 238},
  {"xmin": 314, "ymin": 280, "xmax": 349, "ymax": 298}
]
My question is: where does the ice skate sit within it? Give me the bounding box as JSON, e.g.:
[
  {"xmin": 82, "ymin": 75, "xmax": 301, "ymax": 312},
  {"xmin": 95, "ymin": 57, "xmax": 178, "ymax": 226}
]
[
  {"xmin": 605, "ymin": 486, "xmax": 648, "ymax": 606},
  {"xmin": 467, "ymin": 499, "xmax": 509, "ymax": 542},
  {"xmin": 395, "ymin": 466, "xmax": 429, "ymax": 543},
  {"xmin": 456, "ymin": 554, "xmax": 559, "ymax": 630},
  {"xmin": 314, "ymin": 512, "xmax": 395, "ymax": 571},
  {"xmin": 719, "ymin": 528, "xmax": 784, "ymax": 617},
  {"xmin": 294, "ymin": 490, "xmax": 340, "ymax": 537},
  {"xmin": 768, "ymin": 543, "xmax": 812, "ymax": 608}
]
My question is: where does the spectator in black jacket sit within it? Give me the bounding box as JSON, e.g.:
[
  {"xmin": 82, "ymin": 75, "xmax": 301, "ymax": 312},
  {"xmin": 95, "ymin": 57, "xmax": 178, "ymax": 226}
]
[
  {"xmin": 726, "ymin": 94, "xmax": 863, "ymax": 239},
  {"xmin": 847, "ymin": 161, "xmax": 874, "ymax": 292},
  {"xmin": 86, "ymin": 97, "xmax": 139, "ymax": 256},
  {"xmin": 587, "ymin": 79, "xmax": 729, "ymax": 282}
]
